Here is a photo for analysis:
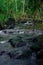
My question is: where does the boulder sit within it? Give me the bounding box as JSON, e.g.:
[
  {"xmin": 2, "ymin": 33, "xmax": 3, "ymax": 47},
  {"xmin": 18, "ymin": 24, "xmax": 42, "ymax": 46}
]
[
  {"xmin": 7, "ymin": 49, "xmax": 31, "ymax": 59},
  {"xmin": 8, "ymin": 36, "xmax": 26, "ymax": 48}
]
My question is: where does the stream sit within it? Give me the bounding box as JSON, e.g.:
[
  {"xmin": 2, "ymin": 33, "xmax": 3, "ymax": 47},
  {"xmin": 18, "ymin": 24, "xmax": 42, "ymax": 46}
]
[{"xmin": 0, "ymin": 29, "xmax": 43, "ymax": 65}]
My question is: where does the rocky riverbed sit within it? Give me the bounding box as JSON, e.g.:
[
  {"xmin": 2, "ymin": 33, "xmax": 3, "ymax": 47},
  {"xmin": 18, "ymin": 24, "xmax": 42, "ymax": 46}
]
[{"xmin": 0, "ymin": 29, "xmax": 43, "ymax": 65}]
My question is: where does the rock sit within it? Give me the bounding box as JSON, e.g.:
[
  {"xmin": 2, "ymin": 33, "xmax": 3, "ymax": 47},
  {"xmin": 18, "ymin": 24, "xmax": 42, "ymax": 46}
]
[
  {"xmin": 16, "ymin": 50, "xmax": 31, "ymax": 59},
  {"xmin": 3, "ymin": 30, "xmax": 7, "ymax": 34},
  {"xmin": 7, "ymin": 51, "xmax": 22, "ymax": 59},
  {"xmin": 30, "ymin": 45, "xmax": 41, "ymax": 52},
  {"xmin": 0, "ymin": 24, "xmax": 3, "ymax": 30},
  {"xmin": 7, "ymin": 24, "xmax": 14, "ymax": 29},
  {"xmin": 0, "ymin": 51, "xmax": 5, "ymax": 56},
  {"xmin": 37, "ymin": 49, "xmax": 43, "ymax": 59},
  {"xmin": 8, "ymin": 36, "xmax": 26, "ymax": 48},
  {"xmin": 32, "ymin": 37, "xmax": 38, "ymax": 43},
  {"xmin": 7, "ymin": 45, "xmax": 32, "ymax": 59},
  {"xmin": 7, "ymin": 52, "xmax": 15, "ymax": 58},
  {"xmin": 8, "ymin": 39, "xmax": 15, "ymax": 48},
  {"xmin": 6, "ymin": 18, "xmax": 15, "ymax": 29},
  {"xmin": 7, "ymin": 50, "xmax": 31, "ymax": 59},
  {"xmin": 16, "ymin": 42, "xmax": 26, "ymax": 47}
]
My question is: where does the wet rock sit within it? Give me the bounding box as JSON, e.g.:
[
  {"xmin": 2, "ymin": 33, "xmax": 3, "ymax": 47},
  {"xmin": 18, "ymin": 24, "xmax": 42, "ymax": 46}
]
[
  {"xmin": 16, "ymin": 50, "xmax": 31, "ymax": 59},
  {"xmin": 7, "ymin": 51, "xmax": 22, "ymax": 59},
  {"xmin": 8, "ymin": 36, "xmax": 26, "ymax": 48},
  {"xmin": 7, "ymin": 51, "xmax": 30, "ymax": 59},
  {"xmin": 32, "ymin": 37, "xmax": 38, "ymax": 43},
  {"xmin": 7, "ymin": 24, "xmax": 14, "ymax": 29},
  {"xmin": 7, "ymin": 52, "xmax": 15, "ymax": 58},
  {"xmin": 30, "ymin": 45, "xmax": 41, "ymax": 52},
  {"xmin": 0, "ymin": 51, "xmax": 5, "ymax": 56},
  {"xmin": 16, "ymin": 42, "xmax": 26, "ymax": 47},
  {"xmin": 0, "ymin": 24, "xmax": 3, "ymax": 30},
  {"xmin": 6, "ymin": 18, "xmax": 15, "ymax": 29},
  {"xmin": 37, "ymin": 49, "xmax": 43, "ymax": 59},
  {"xmin": 3, "ymin": 30, "xmax": 7, "ymax": 34},
  {"xmin": 8, "ymin": 39, "xmax": 15, "ymax": 48},
  {"xmin": 7, "ymin": 45, "xmax": 32, "ymax": 59}
]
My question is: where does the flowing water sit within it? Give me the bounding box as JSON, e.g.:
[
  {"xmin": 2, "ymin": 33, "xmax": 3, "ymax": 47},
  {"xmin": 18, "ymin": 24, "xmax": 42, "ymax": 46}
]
[{"xmin": 0, "ymin": 29, "xmax": 43, "ymax": 65}]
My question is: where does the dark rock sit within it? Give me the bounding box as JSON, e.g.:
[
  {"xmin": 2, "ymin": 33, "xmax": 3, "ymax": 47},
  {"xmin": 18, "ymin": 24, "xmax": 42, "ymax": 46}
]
[
  {"xmin": 33, "ymin": 20, "xmax": 42, "ymax": 24},
  {"xmin": 16, "ymin": 42, "xmax": 26, "ymax": 47},
  {"xmin": 20, "ymin": 20, "xmax": 27, "ymax": 24},
  {"xmin": 32, "ymin": 37, "xmax": 38, "ymax": 43},
  {"xmin": 16, "ymin": 50, "xmax": 31, "ymax": 59},
  {"xmin": 30, "ymin": 45, "xmax": 41, "ymax": 52},
  {"xmin": 6, "ymin": 18, "xmax": 15, "ymax": 29},
  {"xmin": 37, "ymin": 49, "xmax": 43, "ymax": 59},
  {"xmin": 6, "ymin": 18, "xmax": 15, "ymax": 25},
  {"xmin": 0, "ymin": 23, "xmax": 3, "ymax": 30},
  {"xmin": 7, "ymin": 50, "xmax": 31, "ymax": 59},
  {"xmin": 9, "ymin": 39, "xmax": 26, "ymax": 48},
  {"xmin": 8, "ymin": 39, "xmax": 15, "ymax": 48},
  {"xmin": 3, "ymin": 30, "xmax": 7, "ymax": 33},
  {"xmin": 7, "ymin": 24, "xmax": 14, "ymax": 29},
  {"xmin": 7, "ymin": 52, "xmax": 15, "ymax": 58},
  {"xmin": 0, "ymin": 51, "xmax": 5, "ymax": 56},
  {"xmin": 8, "ymin": 37, "xmax": 26, "ymax": 48}
]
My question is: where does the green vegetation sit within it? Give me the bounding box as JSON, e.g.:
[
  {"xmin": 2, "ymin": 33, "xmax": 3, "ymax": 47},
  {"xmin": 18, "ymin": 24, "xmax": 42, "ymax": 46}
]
[
  {"xmin": 0, "ymin": 0, "xmax": 43, "ymax": 30},
  {"xmin": 0, "ymin": 0, "xmax": 43, "ymax": 22}
]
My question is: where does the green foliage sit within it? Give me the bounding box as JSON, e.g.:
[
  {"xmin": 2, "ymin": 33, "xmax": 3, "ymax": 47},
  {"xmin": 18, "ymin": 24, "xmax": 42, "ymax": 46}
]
[{"xmin": 0, "ymin": 0, "xmax": 43, "ymax": 21}]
